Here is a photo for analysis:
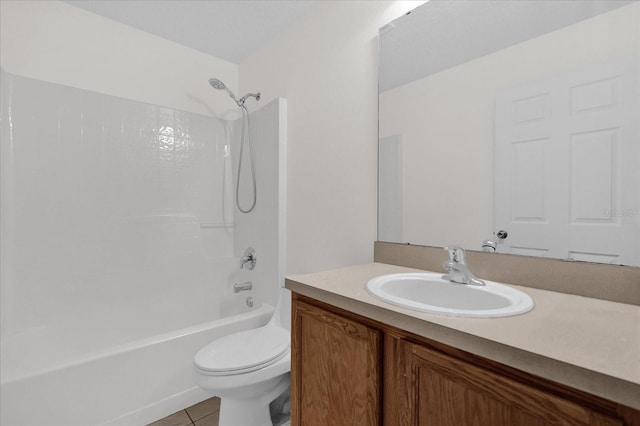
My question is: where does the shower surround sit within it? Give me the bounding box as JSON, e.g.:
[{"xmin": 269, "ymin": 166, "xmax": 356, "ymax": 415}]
[{"xmin": 0, "ymin": 70, "xmax": 287, "ymax": 425}]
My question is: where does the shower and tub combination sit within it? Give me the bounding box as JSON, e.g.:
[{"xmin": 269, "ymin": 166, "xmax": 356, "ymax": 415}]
[{"xmin": 0, "ymin": 69, "xmax": 287, "ymax": 426}]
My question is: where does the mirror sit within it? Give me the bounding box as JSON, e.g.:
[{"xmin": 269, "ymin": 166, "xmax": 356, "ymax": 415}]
[{"xmin": 378, "ymin": 0, "xmax": 640, "ymax": 266}]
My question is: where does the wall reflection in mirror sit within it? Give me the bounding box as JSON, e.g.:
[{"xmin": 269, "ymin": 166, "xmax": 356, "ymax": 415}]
[{"xmin": 378, "ymin": 0, "xmax": 639, "ymax": 266}]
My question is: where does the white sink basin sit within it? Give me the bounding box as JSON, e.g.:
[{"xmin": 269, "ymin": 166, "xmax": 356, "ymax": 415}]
[{"xmin": 366, "ymin": 272, "xmax": 534, "ymax": 318}]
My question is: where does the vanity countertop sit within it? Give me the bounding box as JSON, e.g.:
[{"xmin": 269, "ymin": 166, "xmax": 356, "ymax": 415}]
[{"xmin": 285, "ymin": 262, "xmax": 640, "ymax": 409}]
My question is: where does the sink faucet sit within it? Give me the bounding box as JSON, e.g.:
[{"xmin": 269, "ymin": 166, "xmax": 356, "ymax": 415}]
[{"xmin": 442, "ymin": 245, "xmax": 485, "ymax": 286}]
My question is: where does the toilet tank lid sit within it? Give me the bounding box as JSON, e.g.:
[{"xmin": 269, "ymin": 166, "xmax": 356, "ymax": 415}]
[{"xmin": 194, "ymin": 324, "xmax": 290, "ymax": 373}]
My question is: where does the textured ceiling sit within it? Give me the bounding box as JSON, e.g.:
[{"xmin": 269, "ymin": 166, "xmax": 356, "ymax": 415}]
[{"xmin": 64, "ymin": 0, "xmax": 317, "ymax": 64}]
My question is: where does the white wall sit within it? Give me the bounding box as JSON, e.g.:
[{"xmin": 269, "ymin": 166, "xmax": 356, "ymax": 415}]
[
  {"xmin": 379, "ymin": 3, "xmax": 640, "ymax": 250},
  {"xmin": 0, "ymin": 0, "xmax": 247, "ymax": 339},
  {"xmin": 240, "ymin": 1, "xmax": 425, "ymax": 274},
  {"xmin": 1, "ymin": 0, "xmax": 427, "ymax": 276},
  {"xmin": 0, "ymin": 0, "xmax": 237, "ymax": 117}
]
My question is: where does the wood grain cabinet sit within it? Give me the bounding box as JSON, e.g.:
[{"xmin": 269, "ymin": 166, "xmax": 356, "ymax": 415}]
[
  {"xmin": 291, "ymin": 293, "xmax": 639, "ymax": 426},
  {"xmin": 291, "ymin": 298, "xmax": 382, "ymax": 425},
  {"xmin": 402, "ymin": 343, "xmax": 622, "ymax": 426}
]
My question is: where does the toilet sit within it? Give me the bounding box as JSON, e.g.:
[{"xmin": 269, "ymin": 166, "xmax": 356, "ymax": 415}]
[{"xmin": 194, "ymin": 288, "xmax": 291, "ymax": 426}]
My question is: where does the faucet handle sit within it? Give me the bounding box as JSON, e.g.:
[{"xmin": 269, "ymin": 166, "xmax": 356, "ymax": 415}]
[
  {"xmin": 444, "ymin": 245, "xmax": 466, "ymax": 263},
  {"xmin": 241, "ymin": 247, "xmax": 257, "ymax": 270}
]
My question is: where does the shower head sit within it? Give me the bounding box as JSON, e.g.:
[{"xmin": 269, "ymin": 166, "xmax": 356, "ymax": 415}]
[
  {"xmin": 208, "ymin": 78, "xmax": 226, "ymax": 91},
  {"xmin": 208, "ymin": 77, "xmax": 260, "ymax": 107},
  {"xmin": 209, "ymin": 78, "xmax": 239, "ymax": 103}
]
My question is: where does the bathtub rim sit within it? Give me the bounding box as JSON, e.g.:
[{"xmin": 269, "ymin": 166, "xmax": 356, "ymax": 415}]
[{"xmin": 0, "ymin": 302, "xmax": 274, "ymax": 385}]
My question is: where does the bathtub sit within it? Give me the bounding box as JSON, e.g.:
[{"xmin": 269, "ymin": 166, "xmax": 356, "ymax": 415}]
[{"xmin": 0, "ymin": 301, "xmax": 274, "ymax": 426}]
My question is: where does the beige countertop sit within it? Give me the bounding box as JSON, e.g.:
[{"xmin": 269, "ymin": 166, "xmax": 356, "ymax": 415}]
[{"xmin": 285, "ymin": 262, "xmax": 640, "ymax": 409}]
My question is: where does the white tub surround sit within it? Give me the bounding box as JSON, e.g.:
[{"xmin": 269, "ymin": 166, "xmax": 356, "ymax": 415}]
[{"xmin": 1, "ymin": 69, "xmax": 288, "ymax": 425}]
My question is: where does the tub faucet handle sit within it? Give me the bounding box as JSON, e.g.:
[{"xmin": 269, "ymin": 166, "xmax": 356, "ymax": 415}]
[{"xmin": 241, "ymin": 247, "xmax": 256, "ymax": 270}]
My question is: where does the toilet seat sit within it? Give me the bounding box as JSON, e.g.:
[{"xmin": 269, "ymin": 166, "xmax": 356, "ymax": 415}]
[{"xmin": 194, "ymin": 324, "xmax": 290, "ymax": 376}]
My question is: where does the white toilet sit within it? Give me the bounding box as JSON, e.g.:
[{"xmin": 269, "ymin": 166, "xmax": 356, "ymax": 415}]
[{"xmin": 194, "ymin": 288, "xmax": 291, "ymax": 426}]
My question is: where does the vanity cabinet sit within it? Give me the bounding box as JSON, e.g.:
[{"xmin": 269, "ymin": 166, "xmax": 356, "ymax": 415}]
[
  {"xmin": 291, "ymin": 293, "xmax": 639, "ymax": 426},
  {"xmin": 291, "ymin": 297, "xmax": 382, "ymax": 425},
  {"xmin": 400, "ymin": 343, "xmax": 622, "ymax": 425}
]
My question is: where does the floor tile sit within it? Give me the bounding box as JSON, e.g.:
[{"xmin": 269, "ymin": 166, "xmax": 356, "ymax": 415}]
[
  {"xmin": 193, "ymin": 412, "xmax": 219, "ymax": 426},
  {"xmin": 146, "ymin": 410, "xmax": 193, "ymax": 426},
  {"xmin": 186, "ymin": 397, "xmax": 221, "ymax": 421}
]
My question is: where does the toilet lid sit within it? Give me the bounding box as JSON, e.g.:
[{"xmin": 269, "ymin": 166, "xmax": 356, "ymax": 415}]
[{"xmin": 194, "ymin": 324, "xmax": 290, "ymax": 375}]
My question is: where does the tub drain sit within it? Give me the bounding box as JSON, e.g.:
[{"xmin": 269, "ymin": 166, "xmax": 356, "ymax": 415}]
[{"xmin": 246, "ymin": 296, "xmax": 254, "ymax": 308}]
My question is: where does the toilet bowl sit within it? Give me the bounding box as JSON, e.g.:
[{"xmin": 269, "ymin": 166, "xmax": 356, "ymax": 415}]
[{"xmin": 194, "ymin": 288, "xmax": 291, "ymax": 426}]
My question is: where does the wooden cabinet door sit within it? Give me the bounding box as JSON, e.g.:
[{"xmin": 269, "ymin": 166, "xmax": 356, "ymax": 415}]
[
  {"xmin": 291, "ymin": 299, "xmax": 382, "ymax": 426},
  {"xmin": 407, "ymin": 343, "xmax": 623, "ymax": 426}
]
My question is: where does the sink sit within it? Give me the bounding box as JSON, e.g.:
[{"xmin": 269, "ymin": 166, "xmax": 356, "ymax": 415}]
[{"xmin": 366, "ymin": 272, "xmax": 534, "ymax": 318}]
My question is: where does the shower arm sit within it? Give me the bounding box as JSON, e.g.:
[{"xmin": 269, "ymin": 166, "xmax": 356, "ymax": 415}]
[{"xmin": 237, "ymin": 92, "xmax": 261, "ymax": 106}]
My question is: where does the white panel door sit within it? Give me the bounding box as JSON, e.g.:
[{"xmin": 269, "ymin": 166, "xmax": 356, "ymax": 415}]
[{"xmin": 495, "ymin": 60, "xmax": 639, "ymax": 265}]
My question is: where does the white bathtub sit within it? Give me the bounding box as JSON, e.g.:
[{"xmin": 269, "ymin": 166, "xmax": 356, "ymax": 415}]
[{"xmin": 0, "ymin": 302, "xmax": 274, "ymax": 426}]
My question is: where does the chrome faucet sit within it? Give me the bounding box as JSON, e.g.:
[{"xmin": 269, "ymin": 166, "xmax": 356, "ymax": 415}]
[
  {"xmin": 240, "ymin": 247, "xmax": 256, "ymax": 270},
  {"xmin": 442, "ymin": 245, "xmax": 485, "ymax": 286},
  {"xmin": 481, "ymin": 239, "xmax": 497, "ymax": 252},
  {"xmin": 233, "ymin": 281, "xmax": 253, "ymax": 293}
]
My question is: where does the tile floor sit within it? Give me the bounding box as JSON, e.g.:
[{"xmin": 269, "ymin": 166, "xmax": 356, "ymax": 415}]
[{"xmin": 147, "ymin": 397, "xmax": 220, "ymax": 426}]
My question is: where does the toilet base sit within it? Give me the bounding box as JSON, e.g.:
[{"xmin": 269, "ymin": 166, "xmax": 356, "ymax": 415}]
[{"xmin": 218, "ymin": 374, "xmax": 290, "ymax": 426}]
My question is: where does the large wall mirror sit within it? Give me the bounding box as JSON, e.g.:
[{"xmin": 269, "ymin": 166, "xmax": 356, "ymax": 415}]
[{"xmin": 378, "ymin": 0, "xmax": 640, "ymax": 266}]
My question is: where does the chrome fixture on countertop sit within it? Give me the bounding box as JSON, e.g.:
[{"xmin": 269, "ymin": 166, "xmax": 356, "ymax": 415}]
[{"xmin": 443, "ymin": 245, "xmax": 485, "ymax": 286}]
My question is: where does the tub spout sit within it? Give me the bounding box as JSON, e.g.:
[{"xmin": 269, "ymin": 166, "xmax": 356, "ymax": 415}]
[{"xmin": 233, "ymin": 281, "xmax": 253, "ymax": 293}]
